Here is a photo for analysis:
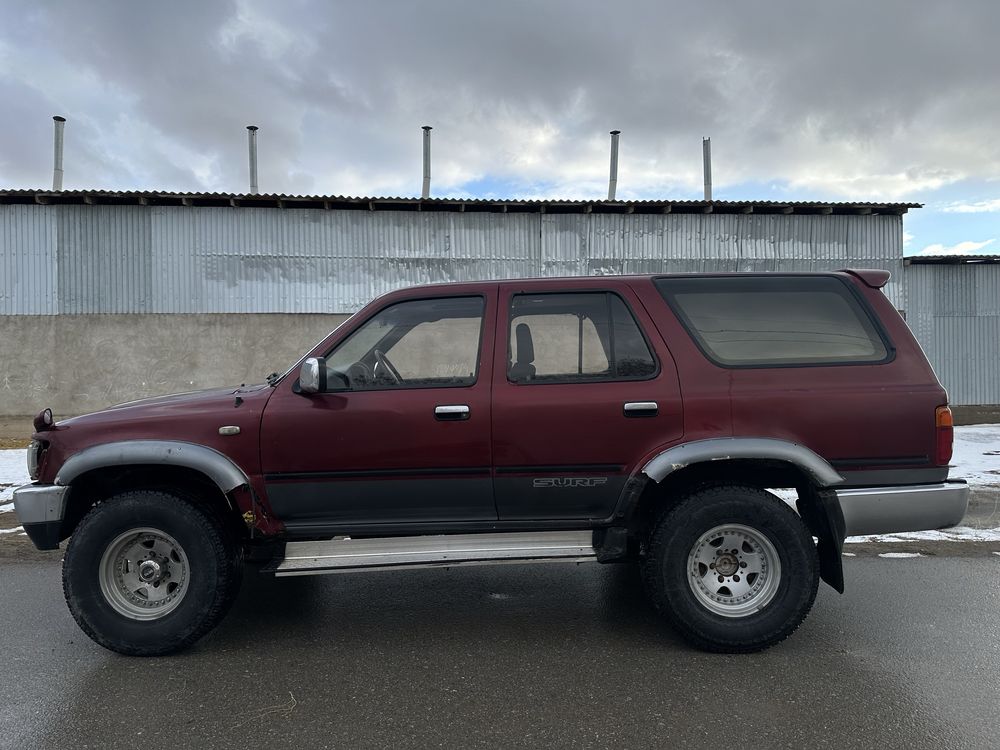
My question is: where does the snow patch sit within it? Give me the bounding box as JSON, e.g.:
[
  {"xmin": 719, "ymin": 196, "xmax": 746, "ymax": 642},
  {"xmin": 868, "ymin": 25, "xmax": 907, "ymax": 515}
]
[
  {"xmin": 842, "ymin": 552, "xmax": 857, "ymax": 557},
  {"xmin": 878, "ymin": 552, "xmax": 924, "ymax": 559},
  {"xmin": 951, "ymin": 424, "xmax": 1000, "ymax": 486},
  {"xmin": 846, "ymin": 527, "xmax": 1000, "ymax": 544},
  {"xmin": 0, "ymin": 449, "xmax": 29, "ymax": 506},
  {"xmin": 0, "ymin": 526, "xmax": 24, "ymax": 535}
]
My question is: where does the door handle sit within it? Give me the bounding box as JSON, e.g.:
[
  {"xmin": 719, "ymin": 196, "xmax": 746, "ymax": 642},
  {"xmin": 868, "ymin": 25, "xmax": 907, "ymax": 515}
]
[
  {"xmin": 623, "ymin": 401, "xmax": 658, "ymax": 417},
  {"xmin": 434, "ymin": 404, "xmax": 470, "ymax": 421}
]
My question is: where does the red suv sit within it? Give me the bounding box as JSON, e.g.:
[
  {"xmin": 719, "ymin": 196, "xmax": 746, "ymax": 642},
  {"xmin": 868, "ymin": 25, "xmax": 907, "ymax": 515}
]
[{"xmin": 14, "ymin": 271, "xmax": 968, "ymax": 655}]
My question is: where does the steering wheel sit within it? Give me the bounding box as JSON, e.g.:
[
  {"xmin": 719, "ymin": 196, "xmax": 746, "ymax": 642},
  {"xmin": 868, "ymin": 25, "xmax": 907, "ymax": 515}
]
[{"xmin": 373, "ymin": 349, "xmax": 402, "ymax": 384}]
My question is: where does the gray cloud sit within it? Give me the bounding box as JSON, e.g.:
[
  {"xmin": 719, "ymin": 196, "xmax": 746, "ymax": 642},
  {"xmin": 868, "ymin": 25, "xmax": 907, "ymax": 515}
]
[{"xmin": 2, "ymin": 0, "xmax": 998, "ymax": 199}]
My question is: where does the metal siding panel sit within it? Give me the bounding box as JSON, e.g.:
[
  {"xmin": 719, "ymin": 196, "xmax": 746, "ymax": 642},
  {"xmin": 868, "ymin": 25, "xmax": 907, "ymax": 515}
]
[
  {"xmin": 148, "ymin": 207, "xmax": 545, "ymax": 313},
  {"xmin": 0, "ymin": 205, "xmax": 58, "ymax": 315},
  {"xmin": 56, "ymin": 206, "xmax": 152, "ymax": 314},
  {"xmin": 587, "ymin": 213, "xmax": 624, "ymax": 276},
  {"xmin": 540, "ymin": 214, "xmax": 586, "ymax": 277},
  {"xmin": 903, "ymin": 264, "xmax": 1000, "ymax": 405},
  {"xmin": 930, "ymin": 316, "xmax": 1000, "ymax": 405},
  {"xmin": 805, "ymin": 215, "xmax": 845, "ymax": 262},
  {"xmin": 2, "ymin": 203, "xmax": 906, "ymax": 311}
]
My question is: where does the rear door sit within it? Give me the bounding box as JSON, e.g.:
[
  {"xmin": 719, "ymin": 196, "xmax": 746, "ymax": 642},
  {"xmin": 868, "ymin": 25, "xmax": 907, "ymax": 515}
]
[
  {"xmin": 491, "ymin": 283, "xmax": 683, "ymax": 520},
  {"xmin": 260, "ymin": 291, "xmax": 497, "ymax": 531}
]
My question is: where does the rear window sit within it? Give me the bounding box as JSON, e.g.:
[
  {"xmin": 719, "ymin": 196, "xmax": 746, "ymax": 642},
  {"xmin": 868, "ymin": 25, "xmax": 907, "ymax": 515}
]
[{"xmin": 654, "ymin": 276, "xmax": 891, "ymax": 367}]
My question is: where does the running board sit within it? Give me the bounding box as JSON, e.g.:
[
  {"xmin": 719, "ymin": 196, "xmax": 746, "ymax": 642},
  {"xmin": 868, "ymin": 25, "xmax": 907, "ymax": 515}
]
[{"xmin": 268, "ymin": 531, "xmax": 597, "ymax": 577}]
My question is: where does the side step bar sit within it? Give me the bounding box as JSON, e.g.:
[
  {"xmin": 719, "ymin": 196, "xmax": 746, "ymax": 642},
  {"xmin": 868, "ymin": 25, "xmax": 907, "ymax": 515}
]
[{"xmin": 268, "ymin": 531, "xmax": 597, "ymax": 577}]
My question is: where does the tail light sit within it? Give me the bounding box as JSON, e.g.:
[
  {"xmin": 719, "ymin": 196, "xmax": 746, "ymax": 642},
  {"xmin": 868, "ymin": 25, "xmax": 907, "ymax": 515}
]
[{"xmin": 935, "ymin": 406, "xmax": 954, "ymax": 466}]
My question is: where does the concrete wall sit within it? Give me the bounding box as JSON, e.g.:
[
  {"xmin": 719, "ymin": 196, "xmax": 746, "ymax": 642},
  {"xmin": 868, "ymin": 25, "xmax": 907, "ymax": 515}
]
[{"xmin": 0, "ymin": 313, "xmax": 349, "ymax": 421}]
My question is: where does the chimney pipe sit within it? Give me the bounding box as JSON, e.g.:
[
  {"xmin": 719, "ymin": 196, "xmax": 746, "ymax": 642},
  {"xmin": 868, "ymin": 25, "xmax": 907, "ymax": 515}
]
[
  {"xmin": 52, "ymin": 116, "xmax": 66, "ymax": 191},
  {"xmin": 702, "ymin": 136, "xmax": 712, "ymax": 202},
  {"xmin": 247, "ymin": 125, "xmax": 259, "ymax": 194},
  {"xmin": 607, "ymin": 130, "xmax": 621, "ymax": 201},
  {"xmin": 421, "ymin": 126, "xmax": 432, "ymax": 199}
]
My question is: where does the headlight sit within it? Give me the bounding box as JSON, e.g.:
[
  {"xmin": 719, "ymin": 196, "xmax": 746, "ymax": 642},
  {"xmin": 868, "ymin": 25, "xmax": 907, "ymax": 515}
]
[{"xmin": 27, "ymin": 439, "xmax": 42, "ymax": 481}]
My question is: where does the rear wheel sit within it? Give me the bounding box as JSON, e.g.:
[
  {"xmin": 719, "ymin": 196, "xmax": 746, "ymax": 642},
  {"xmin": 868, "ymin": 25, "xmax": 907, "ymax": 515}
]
[
  {"xmin": 642, "ymin": 484, "xmax": 818, "ymax": 653},
  {"xmin": 63, "ymin": 490, "xmax": 243, "ymax": 656}
]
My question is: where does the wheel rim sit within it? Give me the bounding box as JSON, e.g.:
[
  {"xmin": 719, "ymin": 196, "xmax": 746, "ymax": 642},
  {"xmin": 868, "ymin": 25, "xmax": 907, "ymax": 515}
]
[
  {"xmin": 98, "ymin": 527, "xmax": 190, "ymax": 621},
  {"xmin": 687, "ymin": 524, "xmax": 781, "ymax": 618}
]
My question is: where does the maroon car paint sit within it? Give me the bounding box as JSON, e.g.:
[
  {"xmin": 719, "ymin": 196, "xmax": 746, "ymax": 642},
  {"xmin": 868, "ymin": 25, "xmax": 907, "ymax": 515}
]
[{"xmin": 31, "ymin": 272, "xmax": 949, "ymax": 539}]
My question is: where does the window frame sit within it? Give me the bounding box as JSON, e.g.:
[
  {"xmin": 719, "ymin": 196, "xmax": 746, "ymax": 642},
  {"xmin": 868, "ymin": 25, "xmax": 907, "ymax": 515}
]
[
  {"xmin": 654, "ymin": 274, "xmax": 896, "ymax": 370},
  {"xmin": 505, "ymin": 290, "xmax": 661, "ymax": 386},
  {"xmin": 319, "ymin": 293, "xmax": 488, "ymax": 392}
]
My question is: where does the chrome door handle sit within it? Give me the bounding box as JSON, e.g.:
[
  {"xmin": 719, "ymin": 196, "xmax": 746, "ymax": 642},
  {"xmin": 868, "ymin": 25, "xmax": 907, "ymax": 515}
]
[
  {"xmin": 434, "ymin": 404, "xmax": 470, "ymax": 421},
  {"xmin": 623, "ymin": 401, "xmax": 658, "ymax": 417}
]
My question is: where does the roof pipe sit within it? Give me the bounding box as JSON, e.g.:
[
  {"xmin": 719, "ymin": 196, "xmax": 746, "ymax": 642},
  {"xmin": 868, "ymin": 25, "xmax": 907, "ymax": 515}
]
[
  {"xmin": 702, "ymin": 136, "xmax": 712, "ymax": 202},
  {"xmin": 607, "ymin": 130, "xmax": 621, "ymax": 201},
  {"xmin": 421, "ymin": 126, "xmax": 432, "ymax": 199},
  {"xmin": 247, "ymin": 125, "xmax": 259, "ymax": 195},
  {"xmin": 52, "ymin": 116, "xmax": 66, "ymax": 191}
]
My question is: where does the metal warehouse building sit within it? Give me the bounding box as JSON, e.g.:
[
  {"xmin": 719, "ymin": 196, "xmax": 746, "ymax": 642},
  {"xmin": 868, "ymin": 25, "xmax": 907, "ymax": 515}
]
[{"xmin": 0, "ymin": 190, "xmax": 996, "ymax": 419}]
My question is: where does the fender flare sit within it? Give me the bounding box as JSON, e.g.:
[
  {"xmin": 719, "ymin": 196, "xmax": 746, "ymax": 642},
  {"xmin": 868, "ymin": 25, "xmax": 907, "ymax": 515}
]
[
  {"xmin": 56, "ymin": 440, "xmax": 250, "ymax": 494},
  {"xmin": 640, "ymin": 437, "xmax": 844, "ymax": 488}
]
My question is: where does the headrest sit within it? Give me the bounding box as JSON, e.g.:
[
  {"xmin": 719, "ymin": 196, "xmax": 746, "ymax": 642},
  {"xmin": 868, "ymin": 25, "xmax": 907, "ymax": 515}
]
[{"xmin": 515, "ymin": 323, "xmax": 534, "ymax": 363}]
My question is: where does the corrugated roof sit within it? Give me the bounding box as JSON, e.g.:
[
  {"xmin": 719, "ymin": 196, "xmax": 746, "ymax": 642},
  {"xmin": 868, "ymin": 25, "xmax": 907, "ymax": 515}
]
[
  {"xmin": 906, "ymin": 255, "xmax": 1000, "ymax": 264},
  {"xmin": 0, "ymin": 189, "xmax": 920, "ymax": 215}
]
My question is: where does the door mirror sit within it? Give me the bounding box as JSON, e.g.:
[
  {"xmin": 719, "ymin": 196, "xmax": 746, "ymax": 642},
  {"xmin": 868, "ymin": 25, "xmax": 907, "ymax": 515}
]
[{"xmin": 299, "ymin": 357, "xmax": 327, "ymax": 393}]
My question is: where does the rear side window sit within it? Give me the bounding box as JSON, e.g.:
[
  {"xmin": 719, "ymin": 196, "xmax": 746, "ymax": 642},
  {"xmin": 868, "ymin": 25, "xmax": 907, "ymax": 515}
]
[
  {"xmin": 508, "ymin": 292, "xmax": 657, "ymax": 383},
  {"xmin": 655, "ymin": 276, "xmax": 891, "ymax": 367}
]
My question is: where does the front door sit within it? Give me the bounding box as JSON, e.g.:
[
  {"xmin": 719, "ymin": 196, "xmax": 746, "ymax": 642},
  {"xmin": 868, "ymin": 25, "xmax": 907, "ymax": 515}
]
[{"xmin": 260, "ymin": 292, "xmax": 496, "ymax": 532}]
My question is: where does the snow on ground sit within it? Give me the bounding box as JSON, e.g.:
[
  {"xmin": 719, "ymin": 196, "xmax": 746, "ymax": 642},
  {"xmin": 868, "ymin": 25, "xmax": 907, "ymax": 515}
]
[
  {"xmin": 951, "ymin": 423, "xmax": 1000, "ymax": 486},
  {"xmin": 0, "ymin": 448, "xmax": 28, "ymax": 509},
  {"xmin": 846, "ymin": 526, "xmax": 1000, "ymax": 544}
]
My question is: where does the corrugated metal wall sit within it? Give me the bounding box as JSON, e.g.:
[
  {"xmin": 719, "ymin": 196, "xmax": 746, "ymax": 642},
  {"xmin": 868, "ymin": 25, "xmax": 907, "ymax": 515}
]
[
  {"xmin": 0, "ymin": 204, "xmax": 905, "ymax": 314},
  {"xmin": 8, "ymin": 202, "xmax": 997, "ymax": 404},
  {"xmin": 906, "ymin": 263, "xmax": 1000, "ymax": 405}
]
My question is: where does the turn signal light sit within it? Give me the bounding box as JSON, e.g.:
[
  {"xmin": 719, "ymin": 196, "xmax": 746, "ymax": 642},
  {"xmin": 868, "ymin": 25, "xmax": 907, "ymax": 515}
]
[
  {"xmin": 935, "ymin": 406, "xmax": 954, "ymax": 466},
  {"xmin": 32, "ymin": 408, "xmax": 55, "ymax": 432}
]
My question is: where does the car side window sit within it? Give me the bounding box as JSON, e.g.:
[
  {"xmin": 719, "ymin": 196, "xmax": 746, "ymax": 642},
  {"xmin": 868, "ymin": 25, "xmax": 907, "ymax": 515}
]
[
  {"xmin": 325, "ymin": 296, "xmax": 484, "ymax": 390},
  {"xmin": 508, "ymin": 292, "xmax": 657, "ymax": 384},
  {"xmin": 654, "ymin": 276, "xmax": 891, "ymax": 367}
]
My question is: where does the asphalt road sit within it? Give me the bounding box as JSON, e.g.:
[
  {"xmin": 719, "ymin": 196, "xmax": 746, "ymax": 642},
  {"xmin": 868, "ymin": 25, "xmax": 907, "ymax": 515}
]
[{"xmin": 1, "ymin": 556, "xmax": 999, "ymax": 750}]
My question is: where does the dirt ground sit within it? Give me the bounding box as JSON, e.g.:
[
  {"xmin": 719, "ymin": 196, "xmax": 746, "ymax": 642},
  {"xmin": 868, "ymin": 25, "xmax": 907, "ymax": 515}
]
[{"xmin": 0, "ymin": 510, "xmax": 61, "ymax": 562}]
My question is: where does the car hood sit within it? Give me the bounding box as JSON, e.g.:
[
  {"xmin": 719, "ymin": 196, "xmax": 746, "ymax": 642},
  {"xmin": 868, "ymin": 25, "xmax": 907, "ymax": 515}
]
[{"xmin": 59, "ymin": 384, "xmax": 272, "ymax": 427}]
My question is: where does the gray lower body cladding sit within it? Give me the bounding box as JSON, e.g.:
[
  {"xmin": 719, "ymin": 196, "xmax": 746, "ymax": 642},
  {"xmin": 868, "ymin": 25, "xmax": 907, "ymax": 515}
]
[
  {"xmin": 12, "ymin": 483, "xmax": 70, "ymax": 550},
  {"xmin": 835, "ymin": 481, "xmax": 969, "ymax": 537}
]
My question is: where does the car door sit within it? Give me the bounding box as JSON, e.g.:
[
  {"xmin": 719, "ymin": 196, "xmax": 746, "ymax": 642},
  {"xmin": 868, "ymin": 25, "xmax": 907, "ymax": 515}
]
[
  {"xmin": 491, "ymin": 283, "xmax": 684, "ymax": 521},
  {"xmin": 260, "ymin": 291, "xmax": 497, "ymax": 532}
]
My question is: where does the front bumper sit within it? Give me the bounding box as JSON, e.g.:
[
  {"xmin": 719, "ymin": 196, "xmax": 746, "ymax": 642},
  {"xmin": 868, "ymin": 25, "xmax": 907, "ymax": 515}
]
[
  {"xmin": 12, "ymin": 484, "xmax": 70, "ymax": 550},
  {"xmin": 836, "ymin": 481, "xmax": 969, "ymax": 537}
]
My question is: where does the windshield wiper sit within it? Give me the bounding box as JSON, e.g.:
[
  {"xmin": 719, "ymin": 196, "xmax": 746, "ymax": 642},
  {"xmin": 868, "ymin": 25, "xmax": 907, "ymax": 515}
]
[{"xmin": 265, "ymin": 371, "xmax": 280, "ymax": 387}]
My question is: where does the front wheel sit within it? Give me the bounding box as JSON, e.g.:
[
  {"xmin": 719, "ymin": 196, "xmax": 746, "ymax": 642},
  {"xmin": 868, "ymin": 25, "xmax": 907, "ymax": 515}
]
[
  {"xmin": 63, "ymin": 490, "xmax": 243, "ymax": 656},
  {"xmin": 642, "ymin": 484, "xmax": 819, "ymax": 653}
]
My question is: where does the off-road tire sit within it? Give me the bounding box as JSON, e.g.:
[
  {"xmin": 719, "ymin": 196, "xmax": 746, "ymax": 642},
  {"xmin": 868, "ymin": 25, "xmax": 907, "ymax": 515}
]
[
  {"xmin": 63, "ymin": 490, "xmax": 243, "ymax": 656},
  {"xmin": 642, "ymin": 484, "xmax": 819, "ymax": 653}
]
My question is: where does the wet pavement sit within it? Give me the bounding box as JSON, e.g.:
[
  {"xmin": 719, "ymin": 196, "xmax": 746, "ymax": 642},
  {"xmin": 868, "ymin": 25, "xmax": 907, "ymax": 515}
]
[{"xmin": 1, "ymin": 556, "xmax": 999, "ymax": 749}]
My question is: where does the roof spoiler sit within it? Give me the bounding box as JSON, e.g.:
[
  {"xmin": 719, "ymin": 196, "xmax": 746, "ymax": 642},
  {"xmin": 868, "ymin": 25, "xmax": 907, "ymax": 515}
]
[{"xmin": 840, "ymin": 268, "xmax": 891, "ymax": 289}]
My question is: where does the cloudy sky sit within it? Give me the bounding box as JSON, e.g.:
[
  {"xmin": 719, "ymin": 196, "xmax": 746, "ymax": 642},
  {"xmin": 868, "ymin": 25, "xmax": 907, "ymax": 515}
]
[{"xmin": 1, "ymin": 0, "xmax": 998, "ymax": 256}]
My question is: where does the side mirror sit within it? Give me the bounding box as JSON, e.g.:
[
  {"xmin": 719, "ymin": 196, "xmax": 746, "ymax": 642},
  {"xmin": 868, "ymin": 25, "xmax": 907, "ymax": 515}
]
[{"xmin": 299, "ymin": 357, "xmax": 327, "ymax": 393}]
